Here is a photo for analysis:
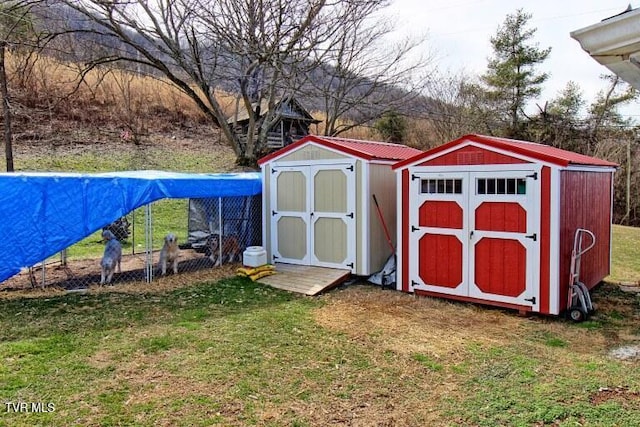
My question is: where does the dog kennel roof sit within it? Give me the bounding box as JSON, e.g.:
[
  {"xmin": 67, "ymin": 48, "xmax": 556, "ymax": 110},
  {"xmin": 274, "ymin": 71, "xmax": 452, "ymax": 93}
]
[{"xmin": 0, "ymin": 170, "xmax": 261, "ymax": 283}]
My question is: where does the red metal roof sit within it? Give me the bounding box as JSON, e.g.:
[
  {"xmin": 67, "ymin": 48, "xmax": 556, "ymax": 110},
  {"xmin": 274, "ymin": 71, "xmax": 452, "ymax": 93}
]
[
  {"xmin": 393, "ymin": 134, "xmax": 618, "ymax": 169},
  {"xmin": 258, "ymin": 135, "xmax": 423, "ymax": 165}
]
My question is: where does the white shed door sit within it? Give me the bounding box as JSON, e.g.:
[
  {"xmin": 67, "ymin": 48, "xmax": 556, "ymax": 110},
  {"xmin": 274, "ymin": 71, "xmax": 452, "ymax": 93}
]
[
  {"xmin": 409, "ymin": 170, "xmax": 540, "ymax": 310},
  {"xmin": 270, "ymin": 163, "xmax": 356, "ymax": 271}
]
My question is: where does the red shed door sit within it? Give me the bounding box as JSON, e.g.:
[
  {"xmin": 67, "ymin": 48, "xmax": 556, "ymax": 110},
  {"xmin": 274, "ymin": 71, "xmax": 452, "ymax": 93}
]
[
  {"xmin": 409, "ymin": 170, "xmax": 540, "ymax": 310},
  {"xmin": 409, "ymin": 172, "xmax": 469, "ymax": 297}
]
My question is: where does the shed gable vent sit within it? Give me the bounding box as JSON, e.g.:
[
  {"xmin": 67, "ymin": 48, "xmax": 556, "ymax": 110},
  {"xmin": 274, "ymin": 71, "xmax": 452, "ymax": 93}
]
[{"xmin": 457, "ymin": 151, "xmax": 484, "ymax": 165}]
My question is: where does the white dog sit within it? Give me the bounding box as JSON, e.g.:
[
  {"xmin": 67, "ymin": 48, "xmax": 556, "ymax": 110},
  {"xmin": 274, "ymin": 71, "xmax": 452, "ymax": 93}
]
[
  {"xmin": 101, "ymin": 230, "xmax": 122, "ymax": 284},
  {"xmin": 159, "ymin": 233, "xmax": 180, "ymax": 275}
]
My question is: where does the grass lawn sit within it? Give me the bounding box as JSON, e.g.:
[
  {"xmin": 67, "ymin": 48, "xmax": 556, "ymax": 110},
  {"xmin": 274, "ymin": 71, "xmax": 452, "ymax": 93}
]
[
  {"xmin": 3, "ymin": 128, "xmax": 639, "ymax": 426},
  {"xmin": 609, "ymin": 224, "xmax": 640, "ymax": 284},
  {"xmin": 1, "ymin": 268, "xmax": 639, "ymax": 426}
]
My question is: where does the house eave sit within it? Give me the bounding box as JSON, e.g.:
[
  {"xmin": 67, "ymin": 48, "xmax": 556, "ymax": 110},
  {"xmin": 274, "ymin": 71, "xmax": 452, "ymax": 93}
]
[{"xmin": 571, "ymin": 7, "xmax": 640, "ymax": 90}]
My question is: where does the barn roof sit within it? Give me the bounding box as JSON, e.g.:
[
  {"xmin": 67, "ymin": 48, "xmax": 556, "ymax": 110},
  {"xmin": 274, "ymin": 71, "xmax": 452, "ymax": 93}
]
[
  {"xmin": 258, "ymin": 135, "xmax": 423, "ymax": 165},
  {"xmin": 228, "ymin": 96, "xmax": 320, "ymax": 124},
  {"xmin": 393, "ymin": 134, "xmax": 618, "ymax": 169}
]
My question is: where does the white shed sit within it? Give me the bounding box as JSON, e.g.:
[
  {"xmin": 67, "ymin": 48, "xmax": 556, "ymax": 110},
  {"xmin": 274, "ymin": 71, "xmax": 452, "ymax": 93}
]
[{"xmin": 258, "ymin": 135, "xmax": 421, "ymax": 275}]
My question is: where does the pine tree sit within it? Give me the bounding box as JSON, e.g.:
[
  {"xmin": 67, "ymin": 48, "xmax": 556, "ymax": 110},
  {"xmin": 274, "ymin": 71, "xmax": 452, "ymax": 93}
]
[{"xmin": 482, "ymin": 9, "xmax": 551, "ymax": 138}]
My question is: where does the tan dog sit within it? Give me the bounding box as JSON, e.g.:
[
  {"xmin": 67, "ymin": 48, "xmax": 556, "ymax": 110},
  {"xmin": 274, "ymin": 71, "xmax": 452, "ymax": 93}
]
[
  {"xmin": 159, "ymin": 233, "xmax": 180, "ymax": 275},
  {"xmin": 208, "ymin": 233, "xmax": 241, "ymax": 267}
]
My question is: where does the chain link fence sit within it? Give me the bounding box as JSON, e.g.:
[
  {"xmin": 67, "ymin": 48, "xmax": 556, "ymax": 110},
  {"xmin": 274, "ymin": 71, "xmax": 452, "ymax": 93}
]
[{"xmin": 0, "ymin": 196, "xmax": 262, "ymax": 291}]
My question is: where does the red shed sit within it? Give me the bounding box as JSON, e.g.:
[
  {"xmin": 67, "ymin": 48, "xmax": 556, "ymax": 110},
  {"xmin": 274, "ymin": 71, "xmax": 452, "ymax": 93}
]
[{"xmin": 393, "ymin": 134, "xmax": 617, "ymax": 316}]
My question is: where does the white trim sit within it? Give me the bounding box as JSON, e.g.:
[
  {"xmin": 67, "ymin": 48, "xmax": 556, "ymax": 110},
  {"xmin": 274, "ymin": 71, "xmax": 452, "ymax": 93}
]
[
  {"xmin": 564, "ymin": 165, "xmax": 617, "ymax": 173},
  {"xmin": 309, "ymin": 162, "xmax": 357, "ymax": 271},
  {"xmin": 263, "ymin": 140, "xmax": 353, "ymax": 164},
  {"xmin": 397, "ymin": 140, "xmax": 614, "ymax": 171},
  {"xmin": 361, "ymin": 161, "xmax": 370, "ymax": 275},
  {"xmin": 549, "ymin": 167, "xmax": 561, "ymax": 315},
  {"xmin": 397, "ymin": 140, "xmax": 552, "ymax": 168},
  {"xmin": 396, "ymin": 171, "xmax": 404, "ymax": 291},
  {"xmin": 408, "ymin": 170, "xmax": 469, "ymax": 297},
  {"xmin": 272, "ymin": 158, "xmax": 354, "ymax": 167},
  {"xmin": 369, "ymin": 159, "xmax": 400, "ymax": 165},
  {"xmin": 270, "ymin": 166, "xmax": 312, "ymax": 265},
  {"xmin": 405, "ymin": 163, "xmax": 544, "ymax": 174},
  {"xmin": 609, "ymin": 170, "xmax": 615, "ymax": 277},
  {"xmin": 467, "ymin": 168, "xmax": 541, "ymax": 311},
  {"xmin": 263, "ymin": 140, "xmax": 410, "ymax": 166},
  {"xmin": 261, "ymin": 164, "xmax": 269, "ymax": 262}
]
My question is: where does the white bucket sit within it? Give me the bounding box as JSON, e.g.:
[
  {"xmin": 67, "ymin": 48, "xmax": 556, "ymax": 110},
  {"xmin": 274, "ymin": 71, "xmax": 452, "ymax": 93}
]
[{"xmin": 243, "ymin": 246, "xmax": 267, "ymax": 267}]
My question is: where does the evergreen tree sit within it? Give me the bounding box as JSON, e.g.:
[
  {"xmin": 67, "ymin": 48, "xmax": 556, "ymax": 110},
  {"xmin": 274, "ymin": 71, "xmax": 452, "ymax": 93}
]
[
  {"xmin": 375, "ymin": 111, "xmax": 407, "ymax": 143},
  {"xmin": 482, "ymin": 9, "xmax": 551, "ymax": 138}
]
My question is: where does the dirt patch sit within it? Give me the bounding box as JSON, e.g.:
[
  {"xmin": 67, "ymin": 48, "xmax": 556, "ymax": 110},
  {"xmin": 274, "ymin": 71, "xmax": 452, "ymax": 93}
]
[
  {"xmin": 315, "ymin": 283, "xmax": 611, "ymax": 357},
  {"xmin": 590, "ymin": 386, "xmax": 640, "ymax": 408},
  {"xmin": 0, "ymin": 263, "xmax": 239, "ymax": 300}
]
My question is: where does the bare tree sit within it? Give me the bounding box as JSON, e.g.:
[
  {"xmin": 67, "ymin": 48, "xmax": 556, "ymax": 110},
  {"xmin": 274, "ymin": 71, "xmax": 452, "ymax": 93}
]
[
  {"xmin": 53, "ymin": 0, "xmax": 395, "ymax": 165},
  {"xmin": 1, "ymin": 0, "xmax": 40, "ymax": 171},
  {"xmin": 305, "ymin": 8, "xmax": 432, "ymax": 136}
]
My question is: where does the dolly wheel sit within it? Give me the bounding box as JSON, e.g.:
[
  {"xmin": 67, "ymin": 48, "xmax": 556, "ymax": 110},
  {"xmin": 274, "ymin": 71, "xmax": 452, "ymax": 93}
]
[{"xmin": 569, "ymin": 307, "xmax": 586, "ymax": 323}]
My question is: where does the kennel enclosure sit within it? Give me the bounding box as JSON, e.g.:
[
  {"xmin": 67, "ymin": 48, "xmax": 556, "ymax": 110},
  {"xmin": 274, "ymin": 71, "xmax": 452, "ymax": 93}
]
[
  {"xmin": 0, "ymin": 171, "xmax": 261, "ymax": 286},
  {"xmin": 393, "ymin": 134, "xmax": 617, "ymax": 316},
  {"xmin": 258, "ymin": 135, "xmax": 422, "ymax": 275}
]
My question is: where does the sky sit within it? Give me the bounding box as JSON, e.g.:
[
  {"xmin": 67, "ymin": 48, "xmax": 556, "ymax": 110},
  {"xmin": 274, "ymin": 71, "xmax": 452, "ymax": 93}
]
[{"xmin": 384, "ymin": 0, "xmax": 638, "ymax": 119}]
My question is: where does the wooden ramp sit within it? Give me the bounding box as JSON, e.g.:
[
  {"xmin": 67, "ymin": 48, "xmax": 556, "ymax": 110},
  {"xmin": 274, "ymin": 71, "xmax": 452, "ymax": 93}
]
[{"xmin": 256, "ymin": 263, "xmax": 351, "ymax": 296}]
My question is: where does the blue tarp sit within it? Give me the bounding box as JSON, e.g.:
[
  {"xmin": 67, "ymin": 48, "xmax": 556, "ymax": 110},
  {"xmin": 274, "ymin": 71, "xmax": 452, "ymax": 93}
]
[{"xmin": 0, "ymin": 170, "xmax": 262, "ymax": 283}]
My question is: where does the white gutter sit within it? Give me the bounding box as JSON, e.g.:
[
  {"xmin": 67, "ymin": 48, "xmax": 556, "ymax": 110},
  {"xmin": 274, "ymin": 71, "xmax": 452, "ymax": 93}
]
[{"xmin": 571, "ymin": 7, "xmax": 640, "ymax": 90}]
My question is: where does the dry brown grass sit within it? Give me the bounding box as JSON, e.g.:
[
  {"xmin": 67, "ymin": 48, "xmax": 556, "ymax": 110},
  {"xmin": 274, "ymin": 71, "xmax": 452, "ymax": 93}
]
[{"xmin": 315, "ymin": 284, "xmax": 611, "ymax": 358}]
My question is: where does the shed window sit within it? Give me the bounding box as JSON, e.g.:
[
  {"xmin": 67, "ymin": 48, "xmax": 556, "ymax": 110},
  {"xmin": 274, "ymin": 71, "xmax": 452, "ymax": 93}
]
[
  {"xmin": 477, "ymin": 178, "xmax": 526, "ymax": 195},
  {"xmin": 421, "ymin": 179, "xmax": 462, "ymax": 194}
]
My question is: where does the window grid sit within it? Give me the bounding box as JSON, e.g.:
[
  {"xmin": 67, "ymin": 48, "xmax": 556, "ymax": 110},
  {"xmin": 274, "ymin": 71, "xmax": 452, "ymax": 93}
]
[
  {"xmin": 476, "ymin": 178, "xmax": 526, "ymax": 195},
  {"xmin": 420, "ymin": 178, "xmax": 463, "ymax": 194}
]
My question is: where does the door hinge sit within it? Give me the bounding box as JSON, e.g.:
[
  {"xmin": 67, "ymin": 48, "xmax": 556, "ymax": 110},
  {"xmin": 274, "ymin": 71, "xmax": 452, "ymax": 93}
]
[
  {"xmin": 526, "ymin": 172, "xmax": 538, "ymax": 180},
  {"xmin": 411, "ymin": 225, "xmax": 419, "ymax": 232},
  {"xmin": 411, "ymin": 280, "xmax": 419, "ymax": 287},
  {"xmin": 271, "ymin": 168, "xmax": 277, "ymax": 174},
  {"xmin": 346, "ymin": 262, "xmax": 354, "ymax": 268},
  {"xmin": 525, "ymin": 233, "xmax": 537, "ymax": 241},
  {"xmin": 347, "ymin": 212, "xmax": 354, "ymax": 218},
  {"xmin": 273, "ymin": 254, "xmax": 279, "ymax": 259},
  {"xmin": 411, "ymin": 174, "xmax": 419, "ymax": 181},
  {"xmin": 524, "ymin": 296, "xmax": 536, "ymax": 304},
  {"xmin": 272, "ymin": 210, "xmax": 277, "ymax": 216},
  {"xmin": 346, "ymin": 165, "xmax": 354, "ymax": 172}
]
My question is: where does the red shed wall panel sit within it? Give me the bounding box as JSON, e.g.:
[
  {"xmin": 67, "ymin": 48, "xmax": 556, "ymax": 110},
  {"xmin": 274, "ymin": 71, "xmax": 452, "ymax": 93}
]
[
  {"xmin": 475, "ymin": 238, "xmax": 526, "ymax": 297},
  {"xmin": 559, "ymin": 170, "xmax": 612, "ymax": 311},
  {"xmin": 417, "ymin": 145, "xmax": 531, "ymax": 167},
  {"xmin": 475, "ymin": 202, "xmax": 527, "ymax": 232},
  {"xmin": 419, "ymin": 201, "xmax": 463, "ymax": 229},
  {"xmin": 402, "ymin": 169, "xmax": 410, "ymax": 292}
]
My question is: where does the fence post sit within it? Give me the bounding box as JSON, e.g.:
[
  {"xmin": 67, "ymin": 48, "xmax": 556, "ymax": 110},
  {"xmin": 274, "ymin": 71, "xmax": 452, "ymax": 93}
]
[
  {"xmin": 218, "ymin": 197, "xmax": 223, "ymax": 265},
  {"xmin": 145, "ymin": 203, "xmax": 153, "ymax": 282}
]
